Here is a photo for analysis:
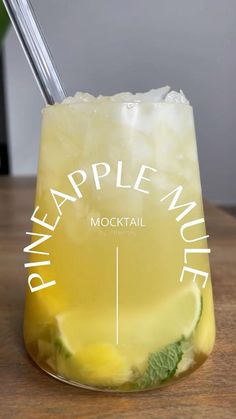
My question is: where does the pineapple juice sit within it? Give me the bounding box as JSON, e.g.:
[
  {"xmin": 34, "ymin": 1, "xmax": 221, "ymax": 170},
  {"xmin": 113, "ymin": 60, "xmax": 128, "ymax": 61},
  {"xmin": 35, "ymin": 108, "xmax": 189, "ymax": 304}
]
[{"xmin": 24, "ymin": 87, "xmax": 215, "ymax": 391}]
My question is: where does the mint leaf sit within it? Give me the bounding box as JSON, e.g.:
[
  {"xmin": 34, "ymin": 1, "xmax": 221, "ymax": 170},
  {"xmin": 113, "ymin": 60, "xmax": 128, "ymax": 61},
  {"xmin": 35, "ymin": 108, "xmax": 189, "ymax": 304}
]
[
  {"xmin": 134, "ymin": 340, "xmax": 183, "ymax": 389},
  {"xmin": 54, "ymin": 337, "xmax": 71, "ymax": 359}
]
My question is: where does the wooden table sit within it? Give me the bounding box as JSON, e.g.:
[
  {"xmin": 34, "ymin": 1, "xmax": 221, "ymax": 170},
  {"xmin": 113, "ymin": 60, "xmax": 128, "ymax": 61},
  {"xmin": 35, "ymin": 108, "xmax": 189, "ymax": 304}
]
[{"xmin": 0, "ymin": 177, "xmax": 235, "ymax": 419}]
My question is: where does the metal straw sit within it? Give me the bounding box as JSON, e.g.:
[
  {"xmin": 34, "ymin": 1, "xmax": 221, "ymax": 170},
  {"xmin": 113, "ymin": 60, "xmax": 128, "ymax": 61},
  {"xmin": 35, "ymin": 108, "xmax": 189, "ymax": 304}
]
[{"xmin": 3, "ymin": 0, "xmax": 66, "ymax": 104}]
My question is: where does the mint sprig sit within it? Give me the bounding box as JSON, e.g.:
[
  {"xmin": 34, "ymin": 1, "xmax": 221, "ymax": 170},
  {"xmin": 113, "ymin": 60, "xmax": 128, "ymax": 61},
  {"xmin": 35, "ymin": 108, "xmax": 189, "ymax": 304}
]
[
  {"xmin": 54, "ymin": 337, "xmax": 71, "ymax": 359},
  {"xmin": 134, "ymin": 340, "xmax": 183, "ymax": 389}
]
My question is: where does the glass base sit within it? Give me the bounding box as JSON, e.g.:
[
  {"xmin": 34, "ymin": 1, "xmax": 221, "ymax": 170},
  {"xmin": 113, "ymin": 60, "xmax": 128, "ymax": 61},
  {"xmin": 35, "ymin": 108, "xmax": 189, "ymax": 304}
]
[{"xmin": 27, "ymin": 348, "xmax": 209, "ymax": 393}]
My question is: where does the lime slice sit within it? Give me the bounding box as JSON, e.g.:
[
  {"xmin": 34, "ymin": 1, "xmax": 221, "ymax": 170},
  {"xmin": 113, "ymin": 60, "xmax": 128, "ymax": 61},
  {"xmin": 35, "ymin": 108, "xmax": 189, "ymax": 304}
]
[
  {"xmin": 150, "ymin": 283, "xmax": 202, "ymax": 345},
  {"xmin": 55, "ymin": 283, "xmax": 202, "ymax": 354},
  {"xmin": 117, "ymin": 282, "xmax": 202, "ymax": 354},
  {"xmin": 53, "ymin": 283, "xmax": 201, "ymax": 385}
]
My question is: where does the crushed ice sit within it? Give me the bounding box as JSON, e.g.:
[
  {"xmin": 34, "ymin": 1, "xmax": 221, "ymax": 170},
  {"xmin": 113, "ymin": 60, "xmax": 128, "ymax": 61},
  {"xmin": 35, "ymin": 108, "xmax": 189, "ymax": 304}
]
[{"xmin": 62, "ymin": 86, "xmax": 189, "ymax": 105}]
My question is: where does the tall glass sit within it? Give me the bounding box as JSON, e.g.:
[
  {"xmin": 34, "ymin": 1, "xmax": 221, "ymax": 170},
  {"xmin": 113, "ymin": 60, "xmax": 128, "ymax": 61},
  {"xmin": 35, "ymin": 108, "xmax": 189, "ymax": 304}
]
[{"xmin": 24, "ymin": 93, "xmax": 215, "ymax": 391}]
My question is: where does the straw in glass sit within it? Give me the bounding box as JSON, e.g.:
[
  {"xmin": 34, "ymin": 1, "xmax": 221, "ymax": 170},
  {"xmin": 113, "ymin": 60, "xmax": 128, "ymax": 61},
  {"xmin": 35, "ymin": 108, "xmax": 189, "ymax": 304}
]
[{"xmin": 3, "ymin": 0, "xmax": 66, "ymax": 104}]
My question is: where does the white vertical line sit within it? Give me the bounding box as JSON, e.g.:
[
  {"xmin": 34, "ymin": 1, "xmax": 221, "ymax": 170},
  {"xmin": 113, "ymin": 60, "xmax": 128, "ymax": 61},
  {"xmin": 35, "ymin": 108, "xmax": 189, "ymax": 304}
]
[{"xmin": 116, "ymin": 246, "xmax": 119, "ymax": 345}]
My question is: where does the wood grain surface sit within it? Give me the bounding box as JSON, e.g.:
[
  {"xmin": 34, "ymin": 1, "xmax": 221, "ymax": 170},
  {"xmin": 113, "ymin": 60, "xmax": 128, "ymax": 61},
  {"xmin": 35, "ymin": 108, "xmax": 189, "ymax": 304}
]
[{"xmin": 0, "ymin": 177, "xmax": 235, "ymax": 419}]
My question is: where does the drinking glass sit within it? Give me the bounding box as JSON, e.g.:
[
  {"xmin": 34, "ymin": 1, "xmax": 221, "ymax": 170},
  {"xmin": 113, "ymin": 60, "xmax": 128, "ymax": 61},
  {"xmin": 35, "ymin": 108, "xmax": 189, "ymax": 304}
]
[{"xmin": 24, "ymin": 91, "xmax": 215, "ymax": 391}]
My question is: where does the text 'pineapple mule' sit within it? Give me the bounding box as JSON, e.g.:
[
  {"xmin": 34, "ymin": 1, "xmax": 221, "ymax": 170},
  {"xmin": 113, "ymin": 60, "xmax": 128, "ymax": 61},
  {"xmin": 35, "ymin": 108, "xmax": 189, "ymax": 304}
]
[
  {"xmin": 23, "ymin": 87, "xmax": 215, "ymax": 391},
  {"xmin": 25, "ymin": 174, "xmax": 210, "ymax": 292}
]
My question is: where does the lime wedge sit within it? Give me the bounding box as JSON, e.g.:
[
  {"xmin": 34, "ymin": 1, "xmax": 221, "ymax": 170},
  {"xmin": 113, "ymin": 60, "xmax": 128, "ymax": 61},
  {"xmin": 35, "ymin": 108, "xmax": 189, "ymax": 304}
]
[
  {"xmin": 53, "ymin": 283, "xmax": 201, "ymax": 386},
  {"xmin": 55, "ymin": 283, "xmax": 202, "ymax": 354}
]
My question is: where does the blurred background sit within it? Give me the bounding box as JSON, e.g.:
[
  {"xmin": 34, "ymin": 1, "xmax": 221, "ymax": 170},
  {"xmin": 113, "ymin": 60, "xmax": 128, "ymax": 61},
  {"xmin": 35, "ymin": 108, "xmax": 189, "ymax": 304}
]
[{"xmin": 0, "ymin": 0, "xmax": 235, "ymax": 206}]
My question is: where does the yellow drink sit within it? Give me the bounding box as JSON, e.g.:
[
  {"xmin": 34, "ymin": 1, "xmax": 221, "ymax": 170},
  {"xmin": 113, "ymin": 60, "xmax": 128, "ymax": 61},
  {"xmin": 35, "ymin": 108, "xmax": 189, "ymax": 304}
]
[{"xmin": 24, "ymin": 88, "xmax": 215, "ymax": 391}]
